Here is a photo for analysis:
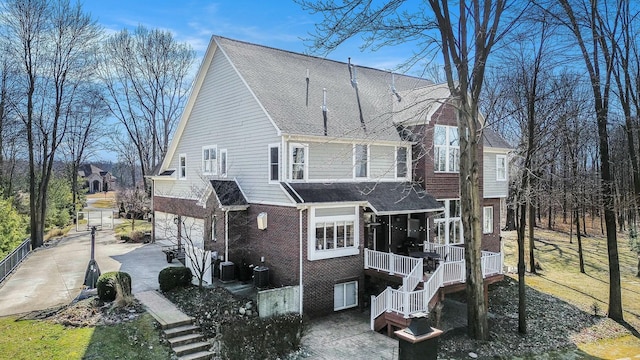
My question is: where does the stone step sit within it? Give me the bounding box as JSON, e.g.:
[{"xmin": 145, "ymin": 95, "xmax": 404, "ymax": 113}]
[
  {"xmin": 179, "ymin": 350, "xmax": 215, "ymax": 360},
  {"xmin": 164, "ymin": 324, "xmax": 201, "ymax": 339},
  {"xmin": 168, "ymin": 333, "xmax": 204, "ymax": 347},
  {"xmin": 174, "ymin": 341, "xmax": 211, "ymax": 357},
  {"xmin": 162, "ymin": 317, "xmax": 195, "ymax": 330}
]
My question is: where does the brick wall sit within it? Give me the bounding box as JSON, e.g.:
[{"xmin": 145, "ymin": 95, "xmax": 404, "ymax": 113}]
[
  {"xmin": 482, "ymin": 198, "xmax": 502, "ymax": 253},
  {"xmin": 246, "ymin": 204, "xmax": 365, "ymax": 317},
  {"xmin": 154, "ymin": 194, "xmax": 366, "ymax": 316},
  {"xmin": 409, "ymin": 101, "xmax": 497, "ymax": 251}
]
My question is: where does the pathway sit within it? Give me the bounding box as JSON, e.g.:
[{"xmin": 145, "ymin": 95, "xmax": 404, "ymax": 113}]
[{"xmin": 0, "ymin": 226, "xmax": 176, "ymax": 317}]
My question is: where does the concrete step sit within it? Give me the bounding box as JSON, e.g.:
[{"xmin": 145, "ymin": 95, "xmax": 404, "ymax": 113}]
[
  {"xmin": 164, "ymin": 324, "xmax": 200, "ymax": 338},
  {"xmin": 174, "ymin": 341, "xmax": 211, "ymax": 357},
  {"xmin": 168, "ymin": 333, "xmax": 204, "ymax": 347},
  {"xmin": 162, "ymin": 317, "xmax": 195, "ymax": 330},
  {"xmin": 179, "ymin": 350, "xmax": 214, "ymax": 360}
]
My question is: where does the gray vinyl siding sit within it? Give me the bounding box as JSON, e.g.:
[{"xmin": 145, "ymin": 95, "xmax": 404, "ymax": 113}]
[
  {"xmin": 307, "ymin": 142, "xmax": 353, "ymax": 179},
  {"xmin": 483, "ymin": 152, "xmax": 508, "ymax": 198},
  {"xmin": 165, "ymin": 48, "xmax": 291, "ymax": 204},
  {"xmin": 297, "ymin": 141, "xmax": 398, "ymax": 181},
  {"xmin": 369, "ymin": 145, "xmax": 396, "ymax": 180}
]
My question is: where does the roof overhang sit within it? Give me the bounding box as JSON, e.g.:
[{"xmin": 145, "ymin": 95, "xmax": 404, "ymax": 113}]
[
  {"xmin": 209, "ymin": 179, "xmax": 249, "ymax": 211},
  {"xmin": 282, "ymin": 182, "xmax": 443, "ymax": 216}
]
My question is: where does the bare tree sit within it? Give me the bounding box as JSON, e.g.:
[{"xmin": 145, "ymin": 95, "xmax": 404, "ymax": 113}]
[
  {"xmin": 97, "ymin": 26, "xmax": 195, "ymax": 193},
  {"xmin": 551, "ymin": 0, "xmax": 624, "ymax": 321},
  {"xmin": 60, "ymin": 86, "xmax": 108, "ymax": 213},
  {"xmin": 1, "ymin": 0, "xmax": 100, "ymax": 248}
]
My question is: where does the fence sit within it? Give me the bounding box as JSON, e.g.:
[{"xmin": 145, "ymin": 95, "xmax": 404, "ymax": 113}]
[
  {"xmin": 0, "ymin": 238, "xmax": 31, "ymax": 284},
  {"xmin": 76, "ymin": 210, "xmax": 115, "ymax": 231}
]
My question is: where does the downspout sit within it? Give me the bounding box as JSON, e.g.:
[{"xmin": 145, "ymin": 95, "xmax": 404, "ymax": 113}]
[
  {"xmin": 299, "ymin": 207, "xmax": 305, "ymax": 315},
  {"xmin": 224, "ymin": 209, "xmax": 229, "ymax": 262}
]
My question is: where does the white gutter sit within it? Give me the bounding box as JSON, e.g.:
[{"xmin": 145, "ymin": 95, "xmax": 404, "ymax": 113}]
[{"xmin": 299, "ymin": 207, "xmax": 305, "ymax": 315}]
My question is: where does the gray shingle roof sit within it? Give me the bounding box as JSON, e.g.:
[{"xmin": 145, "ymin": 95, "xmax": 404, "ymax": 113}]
[
  {"xmin": 282, "ymin": 182, "xmax": 443, "ymax": 215},
  {"xmin": 210, "ymin": 179, "xmax": 248, "ymax": 207},
  {"xmin": 483, "ymin": 127, "xmax": 512, "ymax": 149},
  {"xmin": 214, "ymin": 36, "xmax": 434, "ymax": 141}
]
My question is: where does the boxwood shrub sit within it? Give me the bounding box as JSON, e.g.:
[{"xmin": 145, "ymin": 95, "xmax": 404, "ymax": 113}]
[
  {"xmin": 97, "ymin": 271, "xmax": 132, "ymax": 301},
  {"xmin": 158, "ymin": 266, "xmax": 192, "ymax": 292}
]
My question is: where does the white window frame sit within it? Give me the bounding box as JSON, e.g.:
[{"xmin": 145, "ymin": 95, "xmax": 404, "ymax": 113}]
[
  {"xmin": 395, "ymin": 146, "xmax": 408, "ymax": 179},
  {"xmin": 202, "ymin": 145, "xmax": 217, "ymax": 175},
  {"xmin": 219, "ymin": 149, "xmax": 227, "ymax": 177},
  {"xmin": 433, "ymin": 199, "xmax": 463, "ymax": 244},
  {"xmin": 496, "ymin": 155, "xmax": 507, "ymax": 181},
  {"xmin": 483, "ymin": 206, "xmax": 493, "ymax": 234},
  {"xmin": 268, "ymin": 144, "xmax": 280, "ymax": 183},
  {"xmin": 434, "ymin": 125, "xmax": 460, "ymax": 173},
  {"xmin": 289, "ymin": 143, "xmax": 308, "ymax": 181},
  {"xmin": 334, "ymin": 281, "xmax": 358, "ymax": 311},
  {"xmin": 353, "ymin": 144, "xmax": 369, "ymax": 179},
  {"xmin": 308, "ymin": 205, "xmax": 359, "ymax": 261},
  {"xmin": 178, "ymin": 154, "xmax": 187, "ymax": 180}
]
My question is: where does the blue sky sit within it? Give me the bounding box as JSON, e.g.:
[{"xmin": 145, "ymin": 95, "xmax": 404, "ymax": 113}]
[{"xmin": 83, "ymin": 0, "xmax": 413, "ymax": 71}]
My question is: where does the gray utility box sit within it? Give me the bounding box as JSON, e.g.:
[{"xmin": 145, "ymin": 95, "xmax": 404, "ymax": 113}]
[
  {"xmin": 220, "ymin": 261, "xmax": 235, "ymax": 282},
  {"xmin": 253, "ymin": 266, "xmax": 269, "ymax": 288}
]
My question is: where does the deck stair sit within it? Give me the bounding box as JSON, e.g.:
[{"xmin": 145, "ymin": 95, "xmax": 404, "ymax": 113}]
[{"xmin": 365, "ymin": 243, "xmax": 502, "ymax": 331}]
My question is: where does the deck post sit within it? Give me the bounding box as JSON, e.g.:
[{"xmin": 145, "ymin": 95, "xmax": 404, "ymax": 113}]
[
  {"xmin": 364, "ymin": 248, "xmax": 369, "ymax": 269},
  {"xmin": 389, "ymin": 253, "xmax": 395, "ymax": 275}
]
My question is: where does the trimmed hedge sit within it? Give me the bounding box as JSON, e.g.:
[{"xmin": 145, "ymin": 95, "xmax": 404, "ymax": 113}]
[
  {"xmin": 97, "ymin": 271, "xmax": 132, "ymax": 301},
  {"xmin": 158, "ymin": 266, "xmax": 192, "ymax": 292}
]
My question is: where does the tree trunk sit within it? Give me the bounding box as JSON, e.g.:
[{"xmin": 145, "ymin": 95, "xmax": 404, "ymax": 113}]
[
  {"xmin": 528, "ymin": 201, "xmax": 536, "ymax": 274},
  {"xmin": 517, "ymin": 202, "xmax": 527, "ymax": 334},
  {"xmin": 458, "ymin": 101, "xmax": 488, "ymax": 341},
  {"xmin": 576, "ymin": 207, "xmax": 585, "ymax": 274}
]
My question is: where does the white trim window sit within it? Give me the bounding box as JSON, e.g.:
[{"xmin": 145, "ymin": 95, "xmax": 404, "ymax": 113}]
[
  {"xmin": 308, "ymin": 206, "xmax": 359, "ymax": 260},
  {"xmin": 178, "ymin": 154, "xmax": 187, "ymax": 180},
  {"xmin": 434, "ymin": 125, "xmax": 459, "ymax": 172},
  {"xmin": 290, "ymin": 143, "xmax": 307, "ymax": 180},
  {"xmin": 334, "ymin": 281, "xmax": 358, "ymax": 311},
  {"xmin": 496, "ymin": 155, "xmax": 507, "ymax": 181},
  {"xmin": 433, "ymin": 199, "xmax": 462, "ymax": 244},
  {"xmin": 269, "ymin": 144, "xmax": 280, "ymax": 183},
  {"xmin": 396, "ymin": 146, "xmax": 408, "ymax": 179},
  {"xmin": 219, "ymin": 149, "xmax": 227, "ymax": 177},
  {"xmin": 202, "ymin": 146, "xmax": 217, "ymax": 175},
  {"xmin": 354, "ymin": 144, "xmax": 369, "ymax": 178},
  {"xmin": 483, "ymin": 206, "xmax": 493, "ymax": 234}
]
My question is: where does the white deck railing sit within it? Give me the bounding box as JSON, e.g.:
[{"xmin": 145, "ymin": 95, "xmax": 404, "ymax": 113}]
[
  {"xmin": 364, "ymin": 248, "xmax": 422, "ymax": 277},
  {"xmin": 369, "ymin": 245, "xmax": 503, "ymax": 330}
]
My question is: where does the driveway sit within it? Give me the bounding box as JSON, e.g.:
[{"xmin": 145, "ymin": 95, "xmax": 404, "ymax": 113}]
[{"xmin": 0, "ymin": 226, "xmax": 176, "ymax": 317}]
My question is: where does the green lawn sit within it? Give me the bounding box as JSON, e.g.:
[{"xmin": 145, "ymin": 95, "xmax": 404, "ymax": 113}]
[
  {"xmin": 502, "ymin": 224, "xmax": 640, "ymax": 359},
  {"xmin": 0, "ymin": 314, "xmax": 171, "ymax": 360}
]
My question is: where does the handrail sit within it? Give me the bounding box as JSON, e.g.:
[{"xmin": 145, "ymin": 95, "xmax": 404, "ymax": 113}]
[
  {"xmin": 0, "ymin": 238, "xmax": 31, "ymax": 284},
  {"xmin": 369, "ymin": 246, "xmax": 504, "ymax": 328}
]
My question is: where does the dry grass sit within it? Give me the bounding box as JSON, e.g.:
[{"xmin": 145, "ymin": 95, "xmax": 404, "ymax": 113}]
[
  {"xmin": 86, "ymin": 192, "xmax": 116, "ymax": 209},
  {"xmin": 502, "ymin": 216, "xmax": 640, "ymax": 358}
]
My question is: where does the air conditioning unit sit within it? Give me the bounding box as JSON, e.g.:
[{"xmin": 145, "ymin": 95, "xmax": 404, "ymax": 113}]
[
  {"xmin": 253, "ymin": 266, "xmax": 269, "ymax": 288},
  {"xmin": 219, "ymin": 261, "xmax": 235, "ymax": 282}
]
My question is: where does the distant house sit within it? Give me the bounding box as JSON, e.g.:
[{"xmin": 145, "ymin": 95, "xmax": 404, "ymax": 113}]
[
  {"xmin": 150, "ymin": 36, "xmax": 509, "ymax": 321},
  {"xmin": 78, "ymin": 164, "xmax": 116, "ymax": 193}
]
